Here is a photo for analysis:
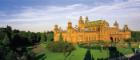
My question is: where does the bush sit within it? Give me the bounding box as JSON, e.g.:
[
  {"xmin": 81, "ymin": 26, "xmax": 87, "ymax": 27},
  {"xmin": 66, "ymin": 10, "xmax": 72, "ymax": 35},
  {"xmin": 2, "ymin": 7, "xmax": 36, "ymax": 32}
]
[
  {"xmin": 78, "ymin": 43, "xmax": 107, "ymax": 50},
  {"xmin": 47, "ymin": 41, "xmax": 75, "ymax": 52}
]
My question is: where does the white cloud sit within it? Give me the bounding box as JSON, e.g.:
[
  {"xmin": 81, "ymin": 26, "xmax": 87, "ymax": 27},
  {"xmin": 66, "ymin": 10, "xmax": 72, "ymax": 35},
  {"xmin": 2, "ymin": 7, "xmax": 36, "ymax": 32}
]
[{"xmin": 0, "ymin": 0, "xmax": 140, "ymax": 32}]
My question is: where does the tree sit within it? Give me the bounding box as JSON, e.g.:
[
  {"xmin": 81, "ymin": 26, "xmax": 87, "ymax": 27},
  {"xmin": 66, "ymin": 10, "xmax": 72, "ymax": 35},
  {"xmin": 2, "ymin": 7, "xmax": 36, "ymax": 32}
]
[
  {"xmin": 83, "ymin": 49, "xmax": 94, "ymax": 60},
  {"xmin": 0, "ymin": 26, "xmax": 40, "ymax": 60},
  {"xmin": 47, "ymin": 42, "xmax": 75, "ymax": 52},
  {"xmin": 36, "ymin": 32, "xmax": 41, "ymax": 43},
  {"xmin": 131, "ymin": 31, "xmax": 140, "ymax": 42},
  {"xmin": 47, "ymin": 31, "xmax": 54, "ymax": 42},
  {"xmin": 2, "ymin": 34, "xmax": 10, "ymax": 46},
  {"xmin": 47, "ymin": 41, "xmax": 75, "ymax": 60},
  {"xmin": 5, "ymin": 50, "xmax": 17, "ymax": 60},
  {"xmin": 40, "ymin": 32, "xmax": 47, "ymax": 43},
  {"xmin": 29, "ymin": 32, "xmax": 38, "ymax": 45},
  {"xmin": 5, "ymin": 25, "xmax": 12, "ymax": 40},
  {"xmin": 59, "ymin": 32, "xmax": 63, "ymax": 42},
  {"xmin": 11, "ymin": 34, "xmax": 30, "ymax": 50},
  {"xmin": 124, "ymin": 38, "xmax": 132, "ymax": 48},
  {"xmin": 108, "ymin": 46, "xmax": 124, "ymax": 59},
  {"xmin": 0, "ymin": 28, "xmax": 6, "ymax": 40}
]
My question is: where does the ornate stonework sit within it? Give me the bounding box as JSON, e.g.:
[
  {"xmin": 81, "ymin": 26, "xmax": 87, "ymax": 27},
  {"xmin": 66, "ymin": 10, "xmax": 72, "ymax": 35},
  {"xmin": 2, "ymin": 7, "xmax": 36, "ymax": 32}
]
[{"xmin": 53, "ymin": 16, "xmax": 131, "ymax": 44}]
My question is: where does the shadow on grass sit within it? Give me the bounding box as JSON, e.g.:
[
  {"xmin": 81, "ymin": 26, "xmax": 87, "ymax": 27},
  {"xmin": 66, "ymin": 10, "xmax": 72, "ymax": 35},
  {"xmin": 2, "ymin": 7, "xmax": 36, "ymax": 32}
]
[
  {"xmin": 108, "ymin": 46, "xmax": 124, "ymax": 58},
  {"xmin": 108, "ymin": 46, "xmax": 128, "ymax": 60},
  {"xmin": 97, "ymin": 46, "xmax": 127, "ymax": 60},
  {"xmin": 83, "ymin": 49, "xmax": 94, "ymax": 60},
  {"xmin": 36, "ymin": 53, "xmax": 46, "ymax": 60}
]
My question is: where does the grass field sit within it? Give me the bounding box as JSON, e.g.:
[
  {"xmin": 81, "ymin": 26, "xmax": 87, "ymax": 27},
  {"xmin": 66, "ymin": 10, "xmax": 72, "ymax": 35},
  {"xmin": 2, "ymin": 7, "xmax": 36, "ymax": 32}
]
[{"xmin": 34, "ymin": 43, "xmax": 134, "ymax": 60}]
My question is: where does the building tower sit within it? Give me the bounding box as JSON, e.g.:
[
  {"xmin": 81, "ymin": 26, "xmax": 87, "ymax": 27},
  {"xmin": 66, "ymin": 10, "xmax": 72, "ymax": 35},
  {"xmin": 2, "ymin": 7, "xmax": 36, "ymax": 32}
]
[
  {"xmin": 54, "ymin": 24, "xmax": 59, "ymax": 42},
  {"xmin": 67, "ymin": 21, "xmax": 73, "ymax": 32},
  {"xmin": 85, "ymin": 16, "xmax": 89, "ymax": 23},
  {"xmin": 114, "ymin": 21, "xmax": 119, "ymax": 29},
  {"xmin": 123, "ymin": 25, "xmax": 129, "ymax": 31},
  {"xmin": 54, "ymin": 24, "xmax": 59, "ymax": 33},
  {"xmin": 78, "ymin": 16, "xmax": 85, "ymax": 29},
  {"xmin": 123, "ymin": 25, "xmax": 131, "ymax": 39}
]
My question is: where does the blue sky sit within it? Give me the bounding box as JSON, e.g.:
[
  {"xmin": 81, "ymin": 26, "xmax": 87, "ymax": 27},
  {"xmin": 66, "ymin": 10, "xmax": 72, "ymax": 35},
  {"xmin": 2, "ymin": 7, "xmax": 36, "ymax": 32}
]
[{"xmin": 0, "ymin": 0, "xmax": 140, "ymax": 32}]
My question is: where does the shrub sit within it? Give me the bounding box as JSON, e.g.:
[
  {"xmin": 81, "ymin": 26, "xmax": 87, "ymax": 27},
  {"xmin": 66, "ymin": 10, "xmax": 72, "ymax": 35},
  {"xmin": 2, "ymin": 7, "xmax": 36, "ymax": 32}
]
[{"xmin": 47, "ymin": 41, "xmax": 75, "ymax": 53}]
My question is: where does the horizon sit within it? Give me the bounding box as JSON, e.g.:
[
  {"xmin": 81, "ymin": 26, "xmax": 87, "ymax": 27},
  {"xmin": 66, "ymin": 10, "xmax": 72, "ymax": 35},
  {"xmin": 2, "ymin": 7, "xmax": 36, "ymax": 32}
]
[{"xmin": 0, "ymin": 0, "xmax": 140, "ymax": 32}]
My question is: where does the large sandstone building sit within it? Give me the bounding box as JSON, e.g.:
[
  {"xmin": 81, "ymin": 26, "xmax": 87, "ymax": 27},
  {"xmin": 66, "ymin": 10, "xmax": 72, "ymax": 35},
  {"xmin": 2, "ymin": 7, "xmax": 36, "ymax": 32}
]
[{"xmin": 53, "ymin": 16, "xmax": 131, "ymax": 44}]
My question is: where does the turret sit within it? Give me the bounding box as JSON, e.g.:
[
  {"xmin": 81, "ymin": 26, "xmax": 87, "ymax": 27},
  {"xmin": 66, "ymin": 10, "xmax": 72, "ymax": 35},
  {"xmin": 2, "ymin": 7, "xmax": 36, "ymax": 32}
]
[
  {"xmin": 123, "ymin": 25, "xmax": 129, "ymax": 32},
  {"xmin": 79, "ymin": 16, "xmax": 84, "ymax": 24},
  {"xmin": 113, "ymin": 21, "xmax": 119, "ymax": 29},
  {"xmin": 67, "ymin": 21, "xmax": 72, "ymax": 29},
  {"xmin": 85, "ymin": 16, "xmax": 89, "ymax": 23},
  {"xmin": 78, "ymin": 16, "xmax": 85, "ymax": 29},
  {"xmin": 80, "ymin": 16, "xmax": 83, "ymax": 20},
  {"xmin": 54, "ymin": 24, "xmax": 59, "ymax": 42},
  {"xmin": 59, "ymin": 27, "xmax": 62, "ymax": 32},
  {"xmin": 67, "ymin": 20, "xmax": 73, "ymax": 32},
  {"xmin": 54, "ymin": 24, "xmax": 59, "ymax": 32}
]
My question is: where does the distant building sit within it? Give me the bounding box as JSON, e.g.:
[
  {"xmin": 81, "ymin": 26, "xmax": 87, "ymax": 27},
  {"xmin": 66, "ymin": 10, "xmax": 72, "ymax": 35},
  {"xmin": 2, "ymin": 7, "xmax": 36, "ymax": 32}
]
[{"xmin": 53, "ymin": 16, "xmax": 131, "ymax": 44}]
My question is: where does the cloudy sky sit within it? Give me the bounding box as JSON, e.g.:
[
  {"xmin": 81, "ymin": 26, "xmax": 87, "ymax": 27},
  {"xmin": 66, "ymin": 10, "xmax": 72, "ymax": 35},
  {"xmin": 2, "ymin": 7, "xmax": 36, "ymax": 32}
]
[{"xmin": 0, "ymin": 0, "xmax": 140, "ymax": 32}]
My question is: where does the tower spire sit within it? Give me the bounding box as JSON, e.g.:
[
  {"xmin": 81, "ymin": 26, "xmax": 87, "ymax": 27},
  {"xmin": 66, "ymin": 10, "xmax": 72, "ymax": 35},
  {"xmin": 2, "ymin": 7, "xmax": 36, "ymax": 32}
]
[
  {"xmin": 114, "ymin": 21, "xmax": 119, "ymax": 29},
  {"xmin": 78, "ymin": 16, "xmax": 85, "ymax": 29},
  {"xmin": 123, "ymin": 25, "xmax": 129, "ymax": 31},
  {"xmin": 79, "ymin": 16, "xmax": 84, "ymax": 23},
  {"xmin": 68, "ymin": 20, "xmax": 72, "ymax": 29},
  {"xmin": 85, "ymin": 16, "xmax": 89, "ymax": 23},
  {"xmin": 79, "ymin": 16, "xmax": 83, "ymax": 21},
  {"xmin": 54, "ymin": 24, "xmax": 59, "ymax": 33}
]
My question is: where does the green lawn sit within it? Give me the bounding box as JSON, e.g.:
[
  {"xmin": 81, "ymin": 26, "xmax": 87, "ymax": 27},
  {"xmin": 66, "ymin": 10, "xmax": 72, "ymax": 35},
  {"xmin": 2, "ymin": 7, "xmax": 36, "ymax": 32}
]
[
  {"xmin": 117, "ymin": 47, "xmax": 134, "ymax": 55},
  {"xmin": 35, "ymin": 43, "xmax": 134, "ymax": 60},
  {"xmin": 43, "ymin": 46, "xmax": 86, "ymax": 60},
  {"xmin": 66, "ymin": 46, "xmax": 87, "ymax": 60},
  {"xmin": 91, "ymin": 49, "xmax": 109, "ymax": 59}
]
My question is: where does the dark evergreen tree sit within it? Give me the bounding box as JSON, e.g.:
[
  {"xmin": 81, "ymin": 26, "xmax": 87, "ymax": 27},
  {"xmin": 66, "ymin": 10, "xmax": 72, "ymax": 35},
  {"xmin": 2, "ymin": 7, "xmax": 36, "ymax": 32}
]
[
  {"xmin": 2, "ymin": 34, "xmax": 10, "ymax": 46},
  {"xmin": 108, "ymin": 46, "xmax": 124, "ymax": 59},
  {"xmin": 5, "ymin": 51, "xmax": 17, "ymax": 60},
  {"xmin": 5, "ymin": 25, "xmax": 12, "ymax": 40},
  {"xmin": 47, "ymin": 31, "xmax": 54, "ymax": 42},
  {"xmin": 59, "ymin": 32, "xmax": 63, "ymax": 42},
  {"xmin": 40, "ymin": 32, "xmax": 46, "ymax": 43},
  {"xmin": 132, "ymin": 31, "xmax": 140, "ymax": 41},
  {"xmin": 0, "ymin": 26, "xmax": 40, "ymax": 60},
  {"xmin": 84, "ymin": 49, "xmax": 94, "ymax": 60}
]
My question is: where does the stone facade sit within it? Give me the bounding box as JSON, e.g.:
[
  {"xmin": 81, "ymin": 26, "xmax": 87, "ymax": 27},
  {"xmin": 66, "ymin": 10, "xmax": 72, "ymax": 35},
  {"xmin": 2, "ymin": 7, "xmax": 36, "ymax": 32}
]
[{"xmin": 53, "ymin": 16, "xmax": 131, "ymax": 44}]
